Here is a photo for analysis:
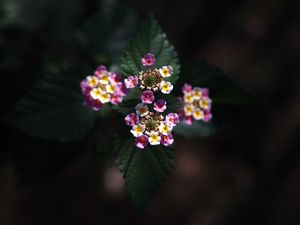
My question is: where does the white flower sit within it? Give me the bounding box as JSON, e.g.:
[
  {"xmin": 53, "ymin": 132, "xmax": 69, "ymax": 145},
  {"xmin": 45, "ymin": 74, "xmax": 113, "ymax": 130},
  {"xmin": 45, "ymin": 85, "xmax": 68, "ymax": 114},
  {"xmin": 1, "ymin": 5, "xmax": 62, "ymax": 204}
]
[
  {"xmin": 99, "ymin": 74, "xmax": 110, "ymax": 84},
  {"xmin": 135, "ymin": 103, "xmax": 149, "ymax": 117},
  {"xmin": 99, "ymin": 92, "xmax": 111, "ymax": 103},
  {"xmin": 199, "ymin": 97, "xmax": 212, "ymax": 110},
  {"xmin": 86, "ymin": 76, "xmax": 98, "ymax": 87},
  {"xmin": 90, "ymin": 88, "xmax": 102, "ymax": 100},
  {"xmin": 105, "ymin": 84, "xmax": 115, "ymax": 94},
  {"xmin": 184, "ymin": 93, "xmax": 194, "ymax": 104},
  {"xmin": 159, "ymin": 66, "xmax": 173, "ymax": 78},
  {"xmin": 160, "ymin": 81, "xmax": 173, "ymax": 94},
  {"xmin": 184, "ymin": 104, "xmax": 194, "ymax": 116},
  {"xmin": 158, "ymin": 122, "xmax": 173, "ymax": 135},
  {"xmin": 148, "ymin": 131, "xmax": 161, "ymax": 145},
  {"xmin": 192, "ymin": 87, "xmax": 202, "ymax": 100},
  {"xmin": 130, "ymin": 124, "xmax": 145, "ymax": 137},
  {"xmin": 193, "ymin": 108, "xmax": 204, "ymax": 120}
]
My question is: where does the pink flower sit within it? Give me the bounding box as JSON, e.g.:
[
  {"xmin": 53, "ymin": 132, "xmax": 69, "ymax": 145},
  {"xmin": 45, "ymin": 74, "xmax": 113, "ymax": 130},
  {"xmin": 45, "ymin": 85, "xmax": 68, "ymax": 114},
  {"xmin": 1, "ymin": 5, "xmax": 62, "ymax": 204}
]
[
  {"xmin": 184, "ymin": 116, "xmax": 194, "ymax": 125},
  {"xmin": 124, "ymin": 113, "xmax": 139, "ymax": 126},
  {"xmin": 135, "ymin": 135, "xmax": 149, "ymax": 149},
  {"xmin": 153, "ymin": 99, "xmax": 167, "ymax": 112},
  {"xmin": 166, "ymin": 113, "xmax": 179, "ymax": 127},
  {"xmin": 203, "ymin": 110, "xmax": 212, "ymax": 122},
  {"xmin": 109, "ymin": 72, "xmax": 122, "ymax": 85},
  {"xmin": 201, "ymin": 88, "xmax": 209, "ymax": 97},
  {"xmin": 110, "ymin": 94, "xmax": 123, "ymax": 105},
  {"xmin": 117, "ymin": 83, "xmax": 128, "ymax": 97},
  {"xmin": 141, "ymin": 53, "xmax": 156, "ymax": 67},
  {"xmin": 94, "ymin": 65, "xmax": 107, "ymax": 77},
  {"xmin": 141, "ymin": 90, "xmax": 155, "ymax": 104},
  {"xmin": 182, "ymin": 83, "xmax": 192, "ymax": 94},
  {"xmin": 124, "ymin": 76, "xmax": 138, "ymax": 89},
  {"xmin": 160, "ymin": 133, "xmax": 174, "ymax": 146},
  {"xmin": 84, "ymin": 96, "xmax": 104, "ymax": 111},
  {"xmin": 80, "ymin": 80, "xmax": 92, "ymax": 95}
]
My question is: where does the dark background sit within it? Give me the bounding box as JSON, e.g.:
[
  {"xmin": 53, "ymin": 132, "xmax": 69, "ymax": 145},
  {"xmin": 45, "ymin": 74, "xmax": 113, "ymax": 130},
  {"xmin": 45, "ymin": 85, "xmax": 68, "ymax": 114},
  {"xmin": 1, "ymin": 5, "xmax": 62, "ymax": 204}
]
[{"xmin": 0, "ymin": 0, "xmax": 299, "ymax": 224}]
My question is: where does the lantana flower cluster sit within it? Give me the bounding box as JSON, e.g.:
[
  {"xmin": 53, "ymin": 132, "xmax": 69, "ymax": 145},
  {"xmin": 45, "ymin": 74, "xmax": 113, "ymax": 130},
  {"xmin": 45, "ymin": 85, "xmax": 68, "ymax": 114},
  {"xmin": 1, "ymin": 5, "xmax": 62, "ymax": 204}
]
[
  {"xmin": 80, "ymin": 66, "xmax": 127, "ymax": 110},
  {"xmin": 178, "ymin": 84, "xmax": 212, "ymax": 125},
  {"xmin": 124, "ymin": 53, "xmax": 179, "ymax": 149}
]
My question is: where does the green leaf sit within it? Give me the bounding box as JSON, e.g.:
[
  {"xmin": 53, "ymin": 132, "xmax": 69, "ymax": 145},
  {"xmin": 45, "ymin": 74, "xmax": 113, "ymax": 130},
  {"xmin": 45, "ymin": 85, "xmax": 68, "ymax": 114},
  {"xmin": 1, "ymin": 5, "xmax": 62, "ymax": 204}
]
[
  {"xmin": 2, "ymin": 72, "xmax": 97, "ymax": 141},
  {"xmin": 120, "ymin": 15, "xmax": 180, "ymax": 84},
  {"xmin": 115, "ymin": 138, "xmax": 174, "ymax": 209},
  {"xmin": 173, "ymin": 121, "xmax": 216, "ymax": 138}
]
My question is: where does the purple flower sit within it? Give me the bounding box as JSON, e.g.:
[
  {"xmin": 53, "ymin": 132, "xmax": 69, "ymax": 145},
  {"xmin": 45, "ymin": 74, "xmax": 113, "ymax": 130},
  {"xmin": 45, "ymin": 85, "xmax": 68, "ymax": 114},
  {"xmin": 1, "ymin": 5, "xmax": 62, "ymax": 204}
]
[
  {"xmin": 94, "ymin": 65, "xmax": 107, "ymax": 77},
  {"xmin": 124, "ymin": 113, "xmax": 139, "ymax": 126},
  {"xmin": 201, "ymin": 88, "xmax": 209, "ymax": 97},
  {"xmin": 160, "ymin": 133, "xmax": 174, "ymax": 146},
  {"xmin": 124, "ymin": 75, "xmax": 138, "ymax": 89},
  {"xmin": 141, "ymin": 53, "xmax": 156, "ymax": 67},
  {"xmin": 117, "ymin": 83, "xmax": 128, "ymax": 97},
  {"xmin": 80, "ymin": 80, "xmax": 92, "ymax": 95},
  {"xmin": 135, "ymin": 135, "xmax": 149, "ymax": 149},
  {"xmin": 166, "ymin": 113, "xmax": 179, "ymax": 127},
  {"xmin": 141, "ymin": 90, "xmax": 155, "ymax": 104},
  {"xmin": 182, "ymin": 83, "xmax": 192, "ymax": 94},
  {"xmin": 109, "ymin": 72, "xmax": 122, "ymax": 85},
  {"xmin": 84, "ymin": 96, "xmax": 104, "ymax": 111},
  {"xmin": 153, "ymin": 99, "xmax": 167, "ymax": 112},
  {"xmin": 110, "ymin": 94, "xmax": 123, "ymax": 105},
  {"xmin": 203, "ymin": 110, "xmax": 212, "ymax": 122}
]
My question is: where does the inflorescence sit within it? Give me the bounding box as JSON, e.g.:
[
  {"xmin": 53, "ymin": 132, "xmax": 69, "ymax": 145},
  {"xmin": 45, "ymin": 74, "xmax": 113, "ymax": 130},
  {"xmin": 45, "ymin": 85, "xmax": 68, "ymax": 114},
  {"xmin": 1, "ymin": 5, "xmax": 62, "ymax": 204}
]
[
  {"xmin": 178, "ymin": 84, "xmax": 212, "ymax": 125},
  {"xmin": 124, "ymin": 53, "xmax": 179, "ymax": 149},
  {"xmin": 80, "ymin": 66, "xmax": 127, "ymax": 110},
  {"xmin": 80, "ymin": 55, "xmax": 213, "ymax": 150}
]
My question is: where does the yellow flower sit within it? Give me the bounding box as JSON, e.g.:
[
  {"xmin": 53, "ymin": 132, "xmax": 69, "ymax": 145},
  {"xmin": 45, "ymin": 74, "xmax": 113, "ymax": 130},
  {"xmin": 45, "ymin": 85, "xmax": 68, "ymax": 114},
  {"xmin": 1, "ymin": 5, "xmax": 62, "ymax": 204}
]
[
  {"xmin": 192, "ymin": 87, "xmax": 201, "ymax": 100},
  {"xmin": 148, "ymin": 131, "xmax": 161, "ymax": 145},
  {"xmin": 184, "ymin": 104, "xmax": 194, "ymax": 116},
  {"xmin": 159, "ymin": 66, "xmax": 173, "ymax": 78},
  {"xmin": 159, "ymin": 122, "xmax": 172, "ymax": 135},
  {"xmin": 105, "ymin": 84, "xmax": 115, "ymax": 94},
  {"xmin": 160, "ymin": 81, "xmax": 173, "ymax": 94},
  {"xmin": 90, "ymin": 88, "xmax": 102, "ymax": 100},
  {"xmin": 184, "ymin": 93, "xmax": 194, "ymax": 104},
  {"xmin": 193, "ymin": 109, "xmax": 204, "ymax": 120},
  {"xmin": 130, "ymin": 124, "xmax": 145, "ymax": 137},
  {"xmin": 99, "ymin": 74, "xmax": 110, "ymax": 84},
  {"xmin": 199, "ymin": 97, "xmax": 211, "ymax": 109},
  {"xmin": 87, "ymin": 76, "xmax": 98, "ymax": 87},
  {"xmin": 99, "ymin": 92, "xmax": 111, "ymax": 103}
]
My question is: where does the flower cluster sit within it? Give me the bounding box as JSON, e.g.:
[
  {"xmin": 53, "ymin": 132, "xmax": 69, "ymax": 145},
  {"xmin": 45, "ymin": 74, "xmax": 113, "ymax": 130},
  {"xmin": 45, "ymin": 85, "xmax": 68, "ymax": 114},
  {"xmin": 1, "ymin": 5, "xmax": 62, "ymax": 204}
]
[
  {"xmin": 124, "ymin": 53, "xmax": 174, "ymax": 94},
  {"xmin": 80, "ymin": 66, "xmax": 127, "ymax": 110},
  {"xmin": 178, "ymin": 84, "xmax": 212, "ymax": 125},
  {"xmin": 124, "ymin": 53, "xmax": 179, "ymax": 149}
]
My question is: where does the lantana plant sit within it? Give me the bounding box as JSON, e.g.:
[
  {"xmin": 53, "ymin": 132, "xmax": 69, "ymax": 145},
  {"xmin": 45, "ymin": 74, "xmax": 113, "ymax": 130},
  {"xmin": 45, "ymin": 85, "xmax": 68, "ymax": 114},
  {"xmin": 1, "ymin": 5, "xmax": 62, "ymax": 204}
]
[
  {"xmin": 4, "ymin": 15, "xmax": 239, "ymax": 210},
  {"xmin": 123, "ymin": 53, "xmax": 179, "ymax": 149}
]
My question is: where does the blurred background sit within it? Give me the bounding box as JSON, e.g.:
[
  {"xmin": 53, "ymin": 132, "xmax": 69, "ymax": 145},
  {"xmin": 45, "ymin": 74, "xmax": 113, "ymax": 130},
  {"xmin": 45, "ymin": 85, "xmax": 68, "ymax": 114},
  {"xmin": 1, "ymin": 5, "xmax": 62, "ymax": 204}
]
[{"xmin": 0, "ymin": 0, "xmax": 299, "ymax": 224}]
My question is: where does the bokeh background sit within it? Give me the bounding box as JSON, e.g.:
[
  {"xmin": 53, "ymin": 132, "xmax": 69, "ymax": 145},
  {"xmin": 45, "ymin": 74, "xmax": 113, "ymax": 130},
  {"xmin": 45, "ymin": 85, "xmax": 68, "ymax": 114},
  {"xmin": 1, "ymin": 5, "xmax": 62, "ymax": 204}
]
[{"xmin": 0, "ymin": 0, "xmax": 299, "ymax": 224}]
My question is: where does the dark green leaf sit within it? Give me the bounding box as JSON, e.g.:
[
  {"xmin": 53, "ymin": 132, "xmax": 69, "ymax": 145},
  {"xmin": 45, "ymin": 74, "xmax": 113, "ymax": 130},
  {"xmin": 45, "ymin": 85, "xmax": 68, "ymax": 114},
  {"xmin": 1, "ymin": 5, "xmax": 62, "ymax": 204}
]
[
  {"xmin": 115, "ymin": 139, "xmax": 174, "ymax": 209},
  {"xmin": 2, "ymin": 72, "xmax": 97, "ymax": 141},
  {"xmin": 120, "ymin": 15, "xmax": 180, "ymax": 84},
  {"xmin": 173, "ymin": 121, "xmax": 216, "ymax": 138}
]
